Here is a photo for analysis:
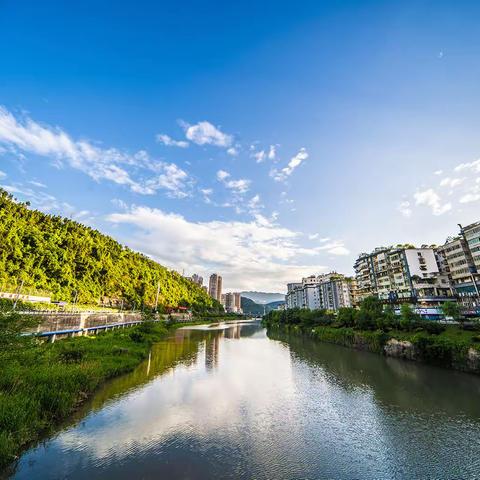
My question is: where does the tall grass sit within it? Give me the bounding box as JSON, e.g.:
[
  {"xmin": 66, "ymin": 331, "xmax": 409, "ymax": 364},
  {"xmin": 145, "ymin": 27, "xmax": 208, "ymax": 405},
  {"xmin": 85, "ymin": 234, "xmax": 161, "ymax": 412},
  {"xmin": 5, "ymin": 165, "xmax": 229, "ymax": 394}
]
[{"xmin": 0, "ymin": 319, "xmax": 174, "ymax": 470}]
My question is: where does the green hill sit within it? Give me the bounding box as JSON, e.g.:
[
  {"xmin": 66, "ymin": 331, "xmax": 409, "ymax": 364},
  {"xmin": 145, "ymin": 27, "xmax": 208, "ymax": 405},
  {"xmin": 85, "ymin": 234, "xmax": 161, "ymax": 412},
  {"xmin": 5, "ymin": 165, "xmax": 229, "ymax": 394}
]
[
  {"xmin": 241, "ymin": 297, "xmax": 285, "ymax": 315},
  {"xmin": 0, "ymin": 188, "xmax": 219, "ymax": 311}
]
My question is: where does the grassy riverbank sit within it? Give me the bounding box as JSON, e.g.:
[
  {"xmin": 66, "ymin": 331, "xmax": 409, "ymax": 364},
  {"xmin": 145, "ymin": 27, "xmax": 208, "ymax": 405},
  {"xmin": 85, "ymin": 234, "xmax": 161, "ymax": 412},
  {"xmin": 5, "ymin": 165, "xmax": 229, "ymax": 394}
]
[
  {"xmin": 0, "ymin": 318, "xmax": 209, "ymax": 470},
  {"xmin": 263, "ymin": 302, "xmax": 480, "ymax": 373}
]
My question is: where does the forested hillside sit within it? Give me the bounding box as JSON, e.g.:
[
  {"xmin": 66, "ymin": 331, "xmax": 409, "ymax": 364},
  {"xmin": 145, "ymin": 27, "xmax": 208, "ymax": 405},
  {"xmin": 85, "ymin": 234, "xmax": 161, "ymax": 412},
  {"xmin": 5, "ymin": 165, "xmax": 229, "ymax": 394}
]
[{"xmin": 0, "ymin": 188, "xmax": 218, "ymax": 311}]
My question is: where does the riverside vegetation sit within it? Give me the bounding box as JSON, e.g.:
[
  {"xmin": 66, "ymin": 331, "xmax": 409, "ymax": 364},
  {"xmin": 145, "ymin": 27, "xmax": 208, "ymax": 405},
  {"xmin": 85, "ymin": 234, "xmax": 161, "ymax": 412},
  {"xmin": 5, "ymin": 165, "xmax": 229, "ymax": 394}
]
[
  {"xmin": 0, "ymin": 308, "xmax": 213, "ymax": 471},
  {"xmin": 263, "ymin": 297, "xmax": 480, "ymax": 373}
]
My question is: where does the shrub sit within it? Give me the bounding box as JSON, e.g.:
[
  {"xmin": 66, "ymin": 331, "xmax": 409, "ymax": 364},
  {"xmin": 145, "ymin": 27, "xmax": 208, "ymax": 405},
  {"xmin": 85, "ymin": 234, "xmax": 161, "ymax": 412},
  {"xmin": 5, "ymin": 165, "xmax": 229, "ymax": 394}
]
[
  {"xmin": 337, "ymin": 308, "xmax": 357, "ymax": 328},
  {"xmin": 58, "ymin": 344, "xmax": 85, "ymax": 363},
  {"xmin": 129, "ymin": 330, "xmax": 146, "ymax": 343},
  {"xmin": 421, "ymin": 321, "xmax": 446, "ymax": 335}
]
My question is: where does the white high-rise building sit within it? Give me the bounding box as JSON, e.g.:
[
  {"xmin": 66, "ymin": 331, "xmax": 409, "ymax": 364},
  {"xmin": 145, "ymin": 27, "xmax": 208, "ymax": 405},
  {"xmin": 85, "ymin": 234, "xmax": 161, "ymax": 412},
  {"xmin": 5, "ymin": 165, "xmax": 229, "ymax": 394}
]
[
  {"xmin": 285, "ymin": 273, "xmax": 352, "ymax": 311},
  {"xmin": 222, "ymin": 292, "xmax": 243, "ymax": 313}
]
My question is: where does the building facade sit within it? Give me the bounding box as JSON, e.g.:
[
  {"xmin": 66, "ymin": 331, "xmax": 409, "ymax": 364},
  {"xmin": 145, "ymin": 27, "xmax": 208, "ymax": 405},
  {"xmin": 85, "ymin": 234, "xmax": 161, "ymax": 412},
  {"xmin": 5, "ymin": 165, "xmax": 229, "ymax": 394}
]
[
  {"xmin": 353, "ymin": 246, "xmax": 453, "ymax": 307},
  {"xmin": 435, "ymin": 222, "xmax": 480, "ymax": 308}
]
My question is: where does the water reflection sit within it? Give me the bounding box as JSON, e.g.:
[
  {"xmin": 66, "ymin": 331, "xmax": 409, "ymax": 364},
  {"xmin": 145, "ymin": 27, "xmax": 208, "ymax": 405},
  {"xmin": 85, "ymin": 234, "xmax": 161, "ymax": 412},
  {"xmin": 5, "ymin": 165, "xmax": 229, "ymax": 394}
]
[{"xmin": 10, "ymin": 322, "xmax": 480, "ymax": 480}]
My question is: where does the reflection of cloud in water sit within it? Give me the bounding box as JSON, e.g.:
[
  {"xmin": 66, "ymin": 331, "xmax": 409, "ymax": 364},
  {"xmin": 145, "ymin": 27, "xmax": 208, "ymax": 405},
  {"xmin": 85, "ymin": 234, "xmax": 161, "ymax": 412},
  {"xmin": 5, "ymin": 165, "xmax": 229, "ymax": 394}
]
[{"xmin": 55, "ymin": 334, "xmax": 303, "ymax": 466}]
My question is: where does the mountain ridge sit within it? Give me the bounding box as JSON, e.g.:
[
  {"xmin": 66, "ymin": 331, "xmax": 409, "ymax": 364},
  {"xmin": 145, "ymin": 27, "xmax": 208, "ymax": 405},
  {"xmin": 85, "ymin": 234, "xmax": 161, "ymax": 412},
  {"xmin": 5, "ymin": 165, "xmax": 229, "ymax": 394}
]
[{"xmin": 241, "ymin": 291, "xmax": 285, "ymax": 304}]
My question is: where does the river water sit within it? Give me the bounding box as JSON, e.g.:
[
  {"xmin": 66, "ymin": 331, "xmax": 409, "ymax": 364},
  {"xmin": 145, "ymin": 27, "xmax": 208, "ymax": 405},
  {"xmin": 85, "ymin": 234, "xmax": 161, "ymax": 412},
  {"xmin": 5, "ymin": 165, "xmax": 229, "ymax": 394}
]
[{"xmin": 10, "ymin": 321, "xmax": 480, "ymax": 479}]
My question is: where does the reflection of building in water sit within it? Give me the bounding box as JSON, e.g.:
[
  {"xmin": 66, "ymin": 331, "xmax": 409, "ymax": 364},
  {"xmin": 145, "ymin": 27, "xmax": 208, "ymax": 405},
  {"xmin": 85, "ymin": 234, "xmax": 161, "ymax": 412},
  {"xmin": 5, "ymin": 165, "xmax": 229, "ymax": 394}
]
[
  {"xmin": 224, "ymin": 324, "xmax": 241, "ymax": 339},
  {"xmin": 205, "ymin": 333, "xmax": 222, "ymax": 370}
]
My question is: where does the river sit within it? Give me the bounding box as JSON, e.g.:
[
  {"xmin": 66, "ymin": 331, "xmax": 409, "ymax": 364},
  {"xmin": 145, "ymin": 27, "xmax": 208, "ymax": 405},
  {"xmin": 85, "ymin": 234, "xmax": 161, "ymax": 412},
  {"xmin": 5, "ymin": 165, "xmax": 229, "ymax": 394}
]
[{"xmin": 9, "ymin": 321, "xmax": 480, "ymax": 479}]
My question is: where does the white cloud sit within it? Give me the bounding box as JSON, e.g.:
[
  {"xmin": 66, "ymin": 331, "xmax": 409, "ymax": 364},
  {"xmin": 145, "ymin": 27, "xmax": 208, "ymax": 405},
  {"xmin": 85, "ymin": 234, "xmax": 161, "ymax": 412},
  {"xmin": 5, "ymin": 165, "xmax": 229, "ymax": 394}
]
[
  {"xmin": 226, "ymin": 147, "xmax": 238, "ymax": 156},
  {"xmin": 398, "ymin": 200, "xmax": 412, "ymax": 218},
  {"xmin": 270, "ymin": 148, "xmax": 308, "ymax": 182},
  {"xmin": 106, "ymin": 205, "xmax": 331, "ymax": 291},
  {"xmin": 252, "ymin": 145, "xmax": 276, "ymax": 163},
  {"xmin": 134, "ymin": 163, "xmax": 191, "ymax": 198},
  {"xmin": 247, "ymin": 194, "xmax": 264, "ymax": 215},
  {"xmin": 28, "ymin": 180, "xmax": 46, "ymax": 188},
  {"xmin": 460, "ymin": 193, "xmax": 480, "ymax": 204},
  {"xmin": 0, "ymin": 170, "xmax": 6, "ymax": 179},
  {"xmin": 308, "ymin": 233, "xmax": 319, "ymax": 240},
  {"xmin": 268, "ymin": 145, "xmax": 276, "ymax": 161},
  {"xmin": 111, "ymin": 198, "xmax": 128, "ymax": 210},
  {"xmin": 439, "ymin": 177, "xmax": 464, "ymax": 188},
  {"xmin": 434, "ymin": 170, "xmax": 443, "ymax": 175},
  {"xmin": 314, "ymin": 239, "xmax": 350, "ymax": 256},
  {"xmin": 182, "ymin": 121, "xmax": 232, "ymax": 147},
  {"xmin": 325, "ymin": 245, "xmax": 350, "ymax": 256},
  {"xmin": 201, "ymin": 188, "xmax": 213, "ymax": 196},
  {"xmin": 216, "ymin": 169, "xmax": 250, "ymax": 194},
  {"xmin": 155, "ymin": 134, "xmax": 189, "ymax": 148},
  {"xmin": 216, "ymin": 169, "xmax": 230, "ymax": 181},
  {"xmin": 454, "ymin": 159, "xmax": 480, "ymax": 173},
  {"xmin": 254, "ymin": 150, "xmax": 266, "ymax": 163},
  {"xmin": 0, "ymin": 106, "xmax": 190, "ymax": 197},
  {"xmin": 414, "ymin": 188, "xmax": 452, "ymax": 215},
  {"xmin": 224, "ymin": 178, "xmax": 250, "ymax": 194}
]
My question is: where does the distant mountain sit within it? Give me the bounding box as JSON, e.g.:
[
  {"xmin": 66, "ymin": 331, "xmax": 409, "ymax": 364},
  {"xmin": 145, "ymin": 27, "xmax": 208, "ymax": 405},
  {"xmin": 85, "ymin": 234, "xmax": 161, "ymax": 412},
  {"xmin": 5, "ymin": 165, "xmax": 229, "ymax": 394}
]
[
  {"xmin": 241, "ymin": 297, "xmax": 264, "ymax": 315},
  {"xmin": 241, "ymin": 291, "xmax": 285, "ymax": 304},
  {"xmin": 241, "ymin": 297, "xmax": 285, "ymax": 315}
]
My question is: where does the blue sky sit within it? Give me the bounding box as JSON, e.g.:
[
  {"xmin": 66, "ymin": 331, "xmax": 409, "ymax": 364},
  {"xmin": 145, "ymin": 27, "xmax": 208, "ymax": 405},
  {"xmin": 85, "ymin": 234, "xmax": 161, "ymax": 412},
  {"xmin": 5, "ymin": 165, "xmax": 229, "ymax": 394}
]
[{"xmin": 1, "ymin": 0, "xmax": 480, "ymax": 292}]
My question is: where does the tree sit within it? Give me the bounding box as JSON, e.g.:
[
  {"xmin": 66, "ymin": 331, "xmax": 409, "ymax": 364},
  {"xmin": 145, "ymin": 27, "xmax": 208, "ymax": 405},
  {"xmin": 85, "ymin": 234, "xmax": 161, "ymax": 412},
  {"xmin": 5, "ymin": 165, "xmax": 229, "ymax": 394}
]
[
  {"xmin": 356, "ymin": 296, "xmax": 384, "ymax": 330},
  {"xmin": 337, "ymin": 307, "xmax": 357, "ymax": 327},
  {"xmin": 441, "ymin": 301, "xmax": 462, "ymax": 322},
  {"xmin": 399, "ymin": 303, "xmax": 421, "ymax": 330}
]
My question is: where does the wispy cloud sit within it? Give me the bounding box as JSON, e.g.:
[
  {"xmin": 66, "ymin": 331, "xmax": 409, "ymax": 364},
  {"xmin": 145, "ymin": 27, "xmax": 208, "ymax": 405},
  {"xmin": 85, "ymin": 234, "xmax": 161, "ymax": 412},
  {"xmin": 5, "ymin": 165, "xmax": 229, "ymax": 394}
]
[
  {"xmin": 414, "ymin": 188, "xmax": 451, "ymax": 216},
  {"xmin": 270, "ymin": 148, "xmax": 308, "ymax": 182},
  {"xmin": 155, "ymin": 134, "xmax": 189, "ymax": 148},
  {"xmin": 0, "ymin": 106, "xmax": 191, "ymax": 197},
  {"xmin": 398, "ymin": 200, "xmax": 412, "ymax": 218},
  {"xmin": 216, "ymin": 169, "xmax": 250, "ymax": 194},
  {"xmin": 252, "ymin": 144, "xmax": 277, "ymax": 163},
  {"xmin": 439, "ymin": 177, "xmax": 465, "ymax": 188},
  {"xmin": 2, "ymin": 183, "xmax": 92, "ymax": 221}
]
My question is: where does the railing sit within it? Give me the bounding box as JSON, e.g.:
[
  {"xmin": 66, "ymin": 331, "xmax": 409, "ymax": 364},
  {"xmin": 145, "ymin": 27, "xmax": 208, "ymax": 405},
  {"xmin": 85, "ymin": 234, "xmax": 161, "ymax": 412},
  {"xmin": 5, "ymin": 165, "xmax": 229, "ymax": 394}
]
[{"xmin": 34, "ymin": 319, "xmax": 147, "ymax": 342}]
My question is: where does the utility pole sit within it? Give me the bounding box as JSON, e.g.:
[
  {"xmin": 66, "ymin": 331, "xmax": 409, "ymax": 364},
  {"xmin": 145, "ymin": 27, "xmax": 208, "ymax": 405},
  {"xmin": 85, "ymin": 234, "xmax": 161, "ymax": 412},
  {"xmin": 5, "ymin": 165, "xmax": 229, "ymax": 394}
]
[{"xmin": 12, "ymin": 279, "xmax": 24, "ymax": 311}]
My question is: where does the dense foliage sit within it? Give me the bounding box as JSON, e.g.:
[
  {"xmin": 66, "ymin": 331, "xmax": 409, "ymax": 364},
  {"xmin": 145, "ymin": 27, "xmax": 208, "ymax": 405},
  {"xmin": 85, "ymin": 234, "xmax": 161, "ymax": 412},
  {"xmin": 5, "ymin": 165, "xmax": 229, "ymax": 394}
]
[
  {"xmin": 0, "ymin": 188, "xmax": 219, "ymax": 311},
  {"xmin": 263, "ymin": 297, "xmax": 450, "ymax": 334}
]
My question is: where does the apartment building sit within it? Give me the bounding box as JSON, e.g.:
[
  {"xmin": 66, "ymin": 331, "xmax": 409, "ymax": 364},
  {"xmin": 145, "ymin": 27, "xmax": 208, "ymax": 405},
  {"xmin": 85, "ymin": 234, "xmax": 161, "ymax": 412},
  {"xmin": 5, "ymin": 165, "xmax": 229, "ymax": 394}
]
[
  {"xmin": 353, "ymin": 246, "xmax": 453, "ymax": 307},
  {"xmin": 435, "ymin": 222, "xmax": 480, "ymax": 308},
  {"xmin": 318, "ymin": 273, "xmax": 353, "ymax": 311},
  {"xmin": 286, "ymin": 283, "xmax": 303, "ymax": 309},
  {"xmin": 208, "ymin": 273, "xmax": 223, "ymax": 302},
  {"xmin": 222, "ymin": 292, "xmax": 243, "ymax": 313},
  {"xmin": 285, "ymin": 273, "xmax": 352, "ymax": 311}
]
